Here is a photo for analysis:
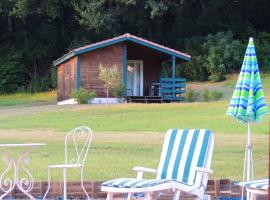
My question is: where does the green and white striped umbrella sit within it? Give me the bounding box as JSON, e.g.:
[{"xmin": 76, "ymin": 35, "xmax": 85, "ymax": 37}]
[
  {"xmin": 226, "ymin": 37, "xmax": 268, "ymax": 123},
  {"xmin": 226, "ymin": 37, "xmax": 268, "ymax": 183}
]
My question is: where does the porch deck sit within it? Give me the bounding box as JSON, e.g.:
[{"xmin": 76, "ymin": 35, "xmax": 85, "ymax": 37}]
[
  {"xmin": 127, "ymin": 96, "xmax": 164, "ymax": 103},
  {"xmin": 127, "ymin": 78, "xmax": 186, "ymax": 103}
]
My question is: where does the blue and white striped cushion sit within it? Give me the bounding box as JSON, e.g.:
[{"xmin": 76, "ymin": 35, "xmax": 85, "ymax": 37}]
[
  {"xmin": 102, "ymin": 178, "xmax": 172, "ymax": 188},
  {"xmin": 237, "ymin": 179, "xmax": 269, "ymax": 190},
  {"xmin": 156, "ymin": 129, "xmax": 212, "ymax": 186}
]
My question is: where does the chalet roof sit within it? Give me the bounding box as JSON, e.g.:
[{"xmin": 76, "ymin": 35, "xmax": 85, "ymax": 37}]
[{"xmin": 53, "ymin": 33, "xmax": 191, "ymax": 66}]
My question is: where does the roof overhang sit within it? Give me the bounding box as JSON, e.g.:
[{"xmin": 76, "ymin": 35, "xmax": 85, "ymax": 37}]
[{"xmin": 53, "ymin": 34, "xmax": 191, "ymax": 66}]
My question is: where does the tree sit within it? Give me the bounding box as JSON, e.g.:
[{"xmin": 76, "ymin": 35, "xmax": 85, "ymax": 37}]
[
  {"xmin": 99, "ymin": 64, "xmax": 123, "ymax": 101},
  {"xmin": 204, "ymin": 32, "xmax": 243, "ymax": 81},
  {"xmin": 1, "ymin": 0, "xmax": 270, "ymax": 93}
]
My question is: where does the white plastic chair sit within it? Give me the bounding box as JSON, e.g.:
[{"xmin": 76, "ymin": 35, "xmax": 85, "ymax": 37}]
[
  {"xmin": 102, "ymin": 129, "xmax": 214, "ymax": 200},
  {"xmin": 43, "ymin": 126, "xmax": 93, "ymax": 200}
]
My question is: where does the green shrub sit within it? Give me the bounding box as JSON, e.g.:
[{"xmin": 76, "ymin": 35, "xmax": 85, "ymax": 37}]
[
  {"xmin": 210, "ymin": 90, "xmax": 224, "ymax": 101},
  {"xmin": 71, "ymin": 88, "xmax": 96, "ymax": 104},
  {"xmin": 112, "ymin": 83, "xmax": 125, "ymax": 98},
  {"xmin": 201, "ymin": 89, "xmax": 210, "ymax": 102},
  {"xmin": 185, "ymin": 88, "xmax": 196, "ymax": 102}
]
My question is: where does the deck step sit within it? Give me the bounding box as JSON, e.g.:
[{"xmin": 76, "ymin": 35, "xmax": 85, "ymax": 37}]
[{"xmin": 127, "ymin": 96, "xmax": 164, "ymax": 103}]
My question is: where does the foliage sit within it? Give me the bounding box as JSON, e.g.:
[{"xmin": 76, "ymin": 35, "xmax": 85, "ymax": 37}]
[
  {"xmin": 204, "ymin": 32, "xmax": 243, "ymax": 81},
  {"xmin": 28, "ymin": 74, "xmax": 54, "ymax": 93},
  {"xmin": 71, "ymin": 88, "xmax": 96, "ymax": 104},
  {"xmin": 201, "ymin": 89, "xmax": 210, "ymax": 102},
  {"xmin": 180, "ymin": 32, "xmax": 244, "ymax": 82},
  {"xmin": 1, "ymin": 0, "xmax": 270, "ymax": 92},
  {"xmin": 112, "ymin": 83, "xmax": 125, "ymax": 98},
  {"xmin": 99, "ymin": 65, "xmax": 123, "ymax": 98},
  {"xmin": 185, "ymin": 88, "xmax": 196, "ymax": 102},
  {"xmin": 0, "ymin": 51, "xmax": 28, "ymax": 93},
  {"xmin": 186, "ymin": 89, "xmax": 223, "ymax": 102},
  {"xmin": 256, "ymin": 32, "xmax": 270, "ymax": 73},
  {"xmin": 210, "ymin": 90, "xmax": 224, "ymax": 101}
]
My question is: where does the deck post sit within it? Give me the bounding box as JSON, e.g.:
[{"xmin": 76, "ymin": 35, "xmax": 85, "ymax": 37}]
[
  {"xmin": 123, "ymin": 44, "xmax": 127, "ymax": 96},
  {"xmin": 172, "ymin": 56, "xmax": 176, "ymax": 99},
  {"xmin": 77, "ymin": 56, "xmax": 80, "ymax": 91},
  {"xmin": 172, "ymin": 56, "xmax": 176, "ymax": 79}
]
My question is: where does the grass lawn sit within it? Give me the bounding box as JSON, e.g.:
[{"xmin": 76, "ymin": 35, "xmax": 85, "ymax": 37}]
[
  {"xmin": 0, "ymin": 74, "xmax": 268, "ymax": 182},
  {"xmin": 0, "ymin": 91, "xmax": 56, "ymax": 106},
  {"xmin": 0, "ymin": 129, "xmax": 268, "ymax": 182}
]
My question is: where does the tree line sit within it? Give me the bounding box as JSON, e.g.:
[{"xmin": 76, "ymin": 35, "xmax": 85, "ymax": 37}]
[{"xmin": 0, "ymin": 0, "xmax": 270, "ymax": 93}]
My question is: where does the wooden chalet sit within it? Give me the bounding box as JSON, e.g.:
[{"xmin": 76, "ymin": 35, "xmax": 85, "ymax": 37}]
[{"xmin": 54, "ymin": 33, "xmax": 191, "ymax": 103}]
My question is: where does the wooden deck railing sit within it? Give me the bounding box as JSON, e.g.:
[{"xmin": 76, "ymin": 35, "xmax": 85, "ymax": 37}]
[{"xmin": 160, "ymin": 78, "xmax": 186, "ymax": 101}]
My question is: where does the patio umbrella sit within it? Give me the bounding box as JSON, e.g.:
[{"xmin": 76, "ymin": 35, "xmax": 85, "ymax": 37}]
[{"xmin": 226, "ymin": 37, "xmax": 268, "ymax": 182}]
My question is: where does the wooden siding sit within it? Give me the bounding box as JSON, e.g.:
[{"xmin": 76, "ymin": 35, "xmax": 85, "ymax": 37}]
[
  {"xmin": 127, "ymin": 43, "xmax": 169, "ymax": 95},
  {"xmin": 79, "ymin": 43, "xmax": 124, "ymax": 97},
  {"xmin": 57, "ymin": 57, "xmax": 77, "ymax": 101}
]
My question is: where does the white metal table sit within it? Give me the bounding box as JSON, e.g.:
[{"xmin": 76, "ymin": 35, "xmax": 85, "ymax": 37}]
[{"xmin": 0, "ymin": 143, "xmax": 46, "ymax": 199}]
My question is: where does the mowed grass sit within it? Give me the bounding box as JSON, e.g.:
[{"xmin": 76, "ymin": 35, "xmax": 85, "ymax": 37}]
[
  {"xmin": 0, "ymin": 91, "xmax": 56, "ymax": 106},
  {"xmin": 0, "ymin": 102, "xmax": 268, "ymax": 134},
  {"xmin": 0, "ymin": 74, "xmax": 268, "ymax": 182},
  {"xmin": 0, "ymin": 130, "xmax": 267, "ymax": 182}
]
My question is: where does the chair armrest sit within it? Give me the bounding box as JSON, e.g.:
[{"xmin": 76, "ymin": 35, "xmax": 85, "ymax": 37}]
[
  {"xmin": 194, "ymin": 167, "xmax": 213, "ymax": 174},
  {"xmin": 133, "ymin": 167, "xmax": 157, "ymax": 174},
  {"xmin": 48, "ymin": 164, "xmax": 82, "ymax": 168},
  {"xmin": 132, "ymin": 166, "xmax": 157, "ymax": 179},
  {"xmin": 193, "ymin": 167, "xmax": 213, "ymax": 189}
]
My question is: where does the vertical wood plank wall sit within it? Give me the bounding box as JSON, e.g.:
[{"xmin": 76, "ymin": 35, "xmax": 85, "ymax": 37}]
[
  {"xmin": 79, "ymin": 43, "xmax": 124, "ymax": 97},
  {"xmin": 57, "ymin": 57, "xmax": 77, "ymax": 101}
]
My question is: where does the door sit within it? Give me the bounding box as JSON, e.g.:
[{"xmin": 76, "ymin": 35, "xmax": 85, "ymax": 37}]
[{"xmin": 127, "ymin": 60, "xmax": 143, "ymax": 96}]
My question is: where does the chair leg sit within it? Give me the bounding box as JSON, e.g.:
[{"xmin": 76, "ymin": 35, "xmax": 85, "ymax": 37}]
[
  {"xmin": 106, "ymin": 192, "xmax": 114, "ymax": 200},
  {"xmin": 127, "ymin": 192, "xmax": 132, "ymax": 200},
  {"xmin": 43, "ymin": 168, "xmax": 51, "ymax": 200},
  {"xmin": 250, "ymin": 192, "xmax": 256, "ymax": 200},
  {"xmin": 63, "ymin": 168, "xmax": 67, "ymax": 200},
  {"xmin": 173, "ymin": 190, "xmax": 180, "ymax": 200},
  {"xmin": 246, "ymin": 191, "xmax": 250, "ymax": 200},
  {"xmin": 145, "ymin": 192, "xmax": 151, "ymax": 200},
  {"xmin": 145, "ymin": 192, "xmax": 157, "ymax": 200},
  {"xmin": 80, "ymin": 167, "xmax": 90, "ymax": 200}
]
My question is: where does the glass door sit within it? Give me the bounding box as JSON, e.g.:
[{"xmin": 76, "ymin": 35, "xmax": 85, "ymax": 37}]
[{"xmin": 127, "ymin": 61, "xmax": 143, "ymax": 96}]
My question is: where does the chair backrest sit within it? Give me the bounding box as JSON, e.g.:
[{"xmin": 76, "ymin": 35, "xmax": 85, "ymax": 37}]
[
  {"xmin": 156, "ymin": 129, "xmax": 214, "ymax": 186},
  {"xmin": 64, "ymin": 126, "xmax": 93, "ymax": 165}
]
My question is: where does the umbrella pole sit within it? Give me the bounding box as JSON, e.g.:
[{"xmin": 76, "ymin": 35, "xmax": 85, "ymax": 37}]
[
  {"xmin": 242, "ymin": 122, "xmax": 253, "ymax": 200},
  {"xmin": 247, "ymin": 122, "xmax": 251, "ymax": 181},
  {"xmin": 244, "ymin": 122, "xmax": 254, "ymax": 181}
]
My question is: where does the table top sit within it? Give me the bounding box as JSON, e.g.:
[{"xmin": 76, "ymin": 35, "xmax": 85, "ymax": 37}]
[{"xmin": 0, "ymin": 143, "xmax": 46, "ymax": 147}]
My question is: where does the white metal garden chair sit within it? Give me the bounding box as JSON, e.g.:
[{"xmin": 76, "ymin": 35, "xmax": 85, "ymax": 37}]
[
  {"xmin": 43, "ymin": 126, "xmax": 93, "ymax": 200},
  {"xmin": 101, "ymin": 129, "xmax": 214, "ymax": 200}
]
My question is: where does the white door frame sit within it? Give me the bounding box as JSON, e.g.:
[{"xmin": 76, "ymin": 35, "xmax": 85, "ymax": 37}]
[{"xmin": 127, "ymin": 60, "xmax": 143, "ymax": 96}]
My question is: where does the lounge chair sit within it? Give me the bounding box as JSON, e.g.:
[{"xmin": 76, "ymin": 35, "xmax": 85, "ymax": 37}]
[
  {"xmin": 101, "ymin": 129, "xmax": 214, "ymax": 200},
  {"xmin": 237, "ymin": 179, "xmax": 269, "ymax": 200}
]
